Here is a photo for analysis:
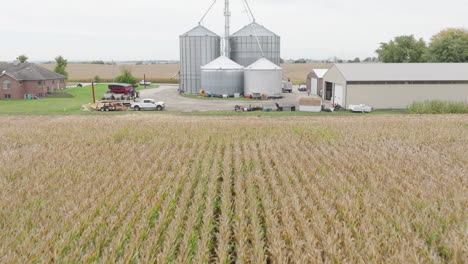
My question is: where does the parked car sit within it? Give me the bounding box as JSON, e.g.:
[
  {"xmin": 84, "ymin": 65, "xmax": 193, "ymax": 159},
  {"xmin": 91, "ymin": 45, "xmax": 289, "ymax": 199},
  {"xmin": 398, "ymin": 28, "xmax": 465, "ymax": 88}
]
[
  {"xmin": 139, "ymin": 80, "xmax": 152, "ymax": 86},
  {"xmin": 298, "ymin": 84, "xmax": 307, "ymax": 91},
  {"xmin": 130, "ymin": 99, "xmax": 165, "ymax": 111}
]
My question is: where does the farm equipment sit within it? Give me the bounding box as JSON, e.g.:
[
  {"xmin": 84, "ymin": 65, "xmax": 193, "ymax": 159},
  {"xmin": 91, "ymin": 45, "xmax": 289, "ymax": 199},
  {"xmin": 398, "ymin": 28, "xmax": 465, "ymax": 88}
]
[
  {"xmin": 102, "ymin": 84, "xmax": 139, "ymax": 101},
  {"xmin": 95, "ymin": 102, "xmax": 129, "ymax": 112},
  {"xmin": 349, "ymin": 104, "xmax": 372, "ymax": 113},
  {"xmin": 282, "ymin": 80, "xmax": 293, "ymax": 93},
  {"xmin": 275, "ymin": 103, "xmax": 296, "ymax": 112},
  {"xmin": 234, "ymin": 104, "xmax": 263, "ymax": 112}
]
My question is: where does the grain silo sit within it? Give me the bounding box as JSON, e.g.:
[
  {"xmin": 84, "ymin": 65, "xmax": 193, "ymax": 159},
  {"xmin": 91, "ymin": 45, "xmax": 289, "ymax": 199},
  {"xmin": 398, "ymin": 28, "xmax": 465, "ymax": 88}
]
[
  {"xmin": 180, "ymin": 25, "xmax": 221, "ymax": 94},
  {"xmin": 230, "ymin": 22, "xmax": 281, "ymax": 67},
  {"xmin": 244, "ymin": 58, "xmax": 282, "ymax": 97},
  {"xmin": 201, "ymin": 56, "xmax": 244, "ymax": 96}
]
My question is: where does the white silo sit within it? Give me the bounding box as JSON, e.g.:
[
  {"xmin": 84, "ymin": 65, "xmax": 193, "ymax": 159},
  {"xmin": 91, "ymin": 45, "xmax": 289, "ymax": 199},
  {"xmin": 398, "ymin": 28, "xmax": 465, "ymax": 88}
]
[
  {"xmin": 201, "ymin": 56, "xmax": 244, "ymax": 96},
  {"xmin": 244, "ymin": 58, "xmax": 282, "ymax": 97},
  {"xmin": 180, "ymin": 25, "xmax": 221, "ymax": 94}
]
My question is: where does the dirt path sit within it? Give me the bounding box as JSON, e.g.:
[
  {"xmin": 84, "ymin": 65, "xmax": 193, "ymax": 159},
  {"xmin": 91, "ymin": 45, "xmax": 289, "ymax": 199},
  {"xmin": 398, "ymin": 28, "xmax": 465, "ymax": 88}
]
[{"xmin": 139, "ymin": 84, "xmax": 306, "ymax": 111}]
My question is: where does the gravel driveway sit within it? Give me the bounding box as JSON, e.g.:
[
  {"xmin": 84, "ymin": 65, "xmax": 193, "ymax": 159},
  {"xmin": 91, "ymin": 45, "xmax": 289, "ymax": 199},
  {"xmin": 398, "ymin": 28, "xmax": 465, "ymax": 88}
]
[{"xmin": 139, "ymin": 84, "xmax": 307, "ymax": 111}]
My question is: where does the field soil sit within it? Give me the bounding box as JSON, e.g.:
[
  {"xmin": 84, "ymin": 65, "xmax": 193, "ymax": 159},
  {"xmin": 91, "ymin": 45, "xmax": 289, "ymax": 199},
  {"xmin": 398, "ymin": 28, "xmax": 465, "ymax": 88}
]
[
  {"xmin": 0, "ymin": 115, "xmax": 466, "ymax": 263},
  {"xmin": 40, "ymin": 63, "xmax": 332, "ymax": 83}
]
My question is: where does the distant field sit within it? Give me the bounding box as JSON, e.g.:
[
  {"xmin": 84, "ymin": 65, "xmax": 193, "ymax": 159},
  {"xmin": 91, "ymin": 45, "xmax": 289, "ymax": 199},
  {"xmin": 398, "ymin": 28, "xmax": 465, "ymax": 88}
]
[
  {"xmin": 0, "ymin": 114, "xmax": 466, "ymax": 263},
  {"xmin": 41, "ymin": 63, "xmax": 333, "ymax": 83}
]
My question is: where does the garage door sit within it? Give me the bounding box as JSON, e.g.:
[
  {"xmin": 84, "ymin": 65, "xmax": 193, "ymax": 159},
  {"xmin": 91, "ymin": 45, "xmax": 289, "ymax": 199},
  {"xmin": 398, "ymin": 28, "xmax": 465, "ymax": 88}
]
[
  {"xmin": 311, "ymin": 78, "xmax": 318, "ymax": 95},
  {"xmin": 334, "ymin": 84, "xmax": 344, "ymax": 106}
]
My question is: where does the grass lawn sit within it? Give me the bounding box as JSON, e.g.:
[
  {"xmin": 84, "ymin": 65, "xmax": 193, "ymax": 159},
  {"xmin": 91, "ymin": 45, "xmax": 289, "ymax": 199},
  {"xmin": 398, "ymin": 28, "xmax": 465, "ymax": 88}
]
[{"xmin": 0, "ymin": 84, "xmax": 159, "ymax": 114}]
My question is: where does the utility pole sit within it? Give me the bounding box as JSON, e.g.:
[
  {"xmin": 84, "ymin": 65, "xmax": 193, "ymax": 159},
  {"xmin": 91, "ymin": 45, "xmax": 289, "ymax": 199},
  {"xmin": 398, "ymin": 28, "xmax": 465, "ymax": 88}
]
[{"xmin": 224, "ymin": 0, "xmax": 230, "ymax": 57}]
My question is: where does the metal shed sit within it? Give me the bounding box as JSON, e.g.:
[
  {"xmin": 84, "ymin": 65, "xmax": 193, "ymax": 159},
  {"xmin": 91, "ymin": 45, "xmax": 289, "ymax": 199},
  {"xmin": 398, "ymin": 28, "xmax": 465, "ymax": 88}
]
[
  {"xmin": 244, "ymin": 58, "xmax": 282, "ymax": 97},
  {"xmin": 230, "ymin": 22, "xmax": 281, "ymax": 67},
  {"xmin": 201, "ymin": 56, "xmax": 244, "ymax": 96},
  {"xmin": 306, "ymin": 69, "xmax": 328, "ymax": 96},
  {"xmin": 179, "ymin": 25, "xmax": 221, "ymax": 94},
  {"xmin": 322, "ymin": 63, "xmax": 468, "ymax": 109}
]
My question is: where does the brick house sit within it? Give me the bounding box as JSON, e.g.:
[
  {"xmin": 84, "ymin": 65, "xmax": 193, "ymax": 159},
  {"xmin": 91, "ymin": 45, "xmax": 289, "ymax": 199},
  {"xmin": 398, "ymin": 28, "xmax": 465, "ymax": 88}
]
[{"xmin": 0, "ymin": 62, "xmax": 66, "ymax": 99}]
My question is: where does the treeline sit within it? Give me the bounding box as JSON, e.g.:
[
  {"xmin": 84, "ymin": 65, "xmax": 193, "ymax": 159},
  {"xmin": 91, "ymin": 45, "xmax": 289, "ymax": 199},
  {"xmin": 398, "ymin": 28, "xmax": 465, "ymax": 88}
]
[{"xmin": 376, "ymin": 28, "xmax": 468, "ymax": 63}]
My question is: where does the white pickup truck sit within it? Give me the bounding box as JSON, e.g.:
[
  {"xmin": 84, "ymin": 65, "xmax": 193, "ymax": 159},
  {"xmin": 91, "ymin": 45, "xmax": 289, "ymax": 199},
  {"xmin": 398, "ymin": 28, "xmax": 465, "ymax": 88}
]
[{"xmin": 130, "ymin": 99, "xmax": 165, "ymax": 111}]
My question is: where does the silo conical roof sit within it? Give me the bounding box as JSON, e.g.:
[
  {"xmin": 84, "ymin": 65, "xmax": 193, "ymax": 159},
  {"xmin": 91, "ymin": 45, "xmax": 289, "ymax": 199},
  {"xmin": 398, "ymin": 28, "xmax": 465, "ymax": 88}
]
[
  {"xmin": 201, "ymin": 56, "xmax": 244, "ymax": 70},
  {"xmin": 231, "ymin": 22, "xmax": 278, "ymax": 37},
  {"xmin": 181, "ymin": 25, "xmax": 219, "ymax": 37},
  {"xmin": 246, "ymin": 58, "xmax": 282, "ymax": 70}
]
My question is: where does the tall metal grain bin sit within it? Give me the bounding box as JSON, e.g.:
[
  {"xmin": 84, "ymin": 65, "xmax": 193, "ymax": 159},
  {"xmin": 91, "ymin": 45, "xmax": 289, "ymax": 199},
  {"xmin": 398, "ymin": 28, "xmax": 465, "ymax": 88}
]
[
  {"xmin": 244, "ymin": 58, "xmax": 283, "ymax": 97},
  {"xmin": 230, "ymin": 22, "xmax": 281, "ymax": 67},
  {"xmin": 201, "ymin": 56, "xmax": 244, "ymax": 96},
  {"xmin": 180, "ymin": 25, "xmax": 221, "ymax": 94}
]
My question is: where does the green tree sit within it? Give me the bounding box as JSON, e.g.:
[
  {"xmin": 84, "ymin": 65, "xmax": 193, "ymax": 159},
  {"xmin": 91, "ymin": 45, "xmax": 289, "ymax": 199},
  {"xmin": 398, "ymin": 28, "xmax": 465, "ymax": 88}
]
[
  {"xmin": 427, "ymin": 28, "xmax": 468, "ymax": 62},
  {"xmin": 376, "ymin": 35, "xmax": 427, "ymax": 63},
  {"xmin": 294, "ymin": 58, "xmax": 307, "ymax": 64},
  {"xmin": 17, "ymin": 55, "xmax": 28, "ymax": 63},
  {"xmin": 115, "ymin": 68, "xmax": 138, "ymax": 84},
  {"xmin": 54, "ymin": 56, "xmax": 69, "ymax": 79},
  {"xmin": 93, "ymin": 76, "xmax": 102, "ymax": 83}
]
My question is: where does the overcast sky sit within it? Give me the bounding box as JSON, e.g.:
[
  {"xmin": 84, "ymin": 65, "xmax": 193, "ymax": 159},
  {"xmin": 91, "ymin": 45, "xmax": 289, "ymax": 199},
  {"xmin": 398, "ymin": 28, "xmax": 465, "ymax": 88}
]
[{"xmin": 0, "ymin": 0, "xmax": 466, "ymax": 61}]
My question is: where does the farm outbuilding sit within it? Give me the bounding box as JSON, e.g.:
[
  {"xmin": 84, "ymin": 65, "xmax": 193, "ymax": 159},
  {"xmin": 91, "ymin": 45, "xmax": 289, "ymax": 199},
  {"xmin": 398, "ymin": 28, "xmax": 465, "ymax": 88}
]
[
  {"xmin": 244, "ymin": 58, "xmax": 282, "ymax": 97},
  {"xmin": 306, "ymin": 69, "xmax": 328, "ymax": 96},
  {"xmin": 201, "ymin": 56, "xmax": 244, "ymax": 96},
  {"xmin": 322, "ymin": 63, "xmax": 468, "ymax": 109},
  {"xmin": 179, "ymin": 25, "xmax": 221, "ymax": 94},
  {"xmin": 230, "ymin": 22, "xmax": 281, "ymax": 67}
]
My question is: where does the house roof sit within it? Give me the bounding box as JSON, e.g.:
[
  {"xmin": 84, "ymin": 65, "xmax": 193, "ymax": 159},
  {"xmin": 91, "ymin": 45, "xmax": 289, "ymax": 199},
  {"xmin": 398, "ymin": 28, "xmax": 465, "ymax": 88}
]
[
  {"xmin": 181, "ymin": 25, "xmax": 219, "ymax": 37},
  {"xmin": 245, "ymin": 58, "xmax": 282, "ymax": 70},
  {"xmin": 334, "ymin": 63, "xmax": 468, "ymax": 81},
  {"xmin": 201, "ymin": 56, "xmax": 244, "ymax": 70},
  {"xmin": 310, "ymin": 69, "xmax": 328, "ymax": 78},
  {"xmin": 0, "ymin": 62, "xmax": 65, "ymax": 81},
  {"xmin": 231, "ymin": 22, "xmax": 278, "ymax": 37}
]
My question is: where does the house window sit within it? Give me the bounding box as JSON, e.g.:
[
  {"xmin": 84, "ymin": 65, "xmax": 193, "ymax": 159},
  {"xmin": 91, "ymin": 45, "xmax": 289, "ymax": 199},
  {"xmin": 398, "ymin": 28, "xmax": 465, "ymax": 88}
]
[
  {"xmin": 4, "ymin": 94, "xmax": 11, "ymax": 99},
  {"xmin": 3, "ymin": 80, "xmax": 11, "ymax": 90},
  {"xmin": 37, "ymin": 81, "xmax": 43, "ymax": 86}
]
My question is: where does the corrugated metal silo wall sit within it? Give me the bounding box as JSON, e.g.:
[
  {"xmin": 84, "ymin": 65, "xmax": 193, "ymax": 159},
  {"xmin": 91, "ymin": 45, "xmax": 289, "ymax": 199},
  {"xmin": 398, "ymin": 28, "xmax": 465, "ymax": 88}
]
[
  {"xmin": 244, "ymin": 70, "xmax": 282, "ymax": 96},
  {"xmin": 230, "ymin": 36, "xmax": 281, "ymax": 67},
  {"xmin": 180, "ymin": 36, "xmax": 221, "ymax": 94},
  {"xmin": 201, "ymin": 70, "xmax": 244, "ymax": 95}
]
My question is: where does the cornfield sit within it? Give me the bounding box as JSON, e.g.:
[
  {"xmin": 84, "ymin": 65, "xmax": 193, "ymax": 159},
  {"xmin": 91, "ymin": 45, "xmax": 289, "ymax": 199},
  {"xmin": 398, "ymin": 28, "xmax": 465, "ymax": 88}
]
[
  {"xmin": 0, "ymin": 115, "xmax": 466, "ymax": 263},
  {"xmin": 40, "ymin": 63, "xmax": 332, "ymax": 83}
]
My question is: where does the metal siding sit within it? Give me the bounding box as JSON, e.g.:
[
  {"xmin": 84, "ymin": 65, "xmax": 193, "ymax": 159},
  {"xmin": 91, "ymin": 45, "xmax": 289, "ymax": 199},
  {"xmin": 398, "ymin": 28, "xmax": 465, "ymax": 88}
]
[
  {"xmin": 244, "ymin": 70, "xmax": 282, "ymax": 96},
  {"xmin": 322, "ymin": 66, "xmax": 347, "ymax": 102},
  {"xmin": 201, "ymin": 70, "xmax": 244, "ymax": 95},
  {"xmin": 179, "ymin": 33, "xmax": 220, "ymax": 94},
  {"xmin": 347, "ymin": 83, "xmax": 468, "ymax": 110},
  {"xmin": 230, "ymin": 35, "xmax": 281, "ymax": 67}
]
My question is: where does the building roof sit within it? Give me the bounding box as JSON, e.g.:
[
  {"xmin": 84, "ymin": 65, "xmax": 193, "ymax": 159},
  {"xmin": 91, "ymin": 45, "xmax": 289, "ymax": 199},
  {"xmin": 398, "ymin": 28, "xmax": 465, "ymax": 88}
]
[
  {"xmin": 0, "ymin": 62, "xmax": 65, "ymax": 81},
  {"xmin": 310, "ymin": 69, "xmax": 328, "ymax": 78},
  {"xmin": 245, "ymin": 58, "xmax": 282, "ymax": 70},
  {"xmin": 231, "ymin": 22, "xmax": 278, "ymax": 37},
  {"xmin": 334, "ymin": 63, "xmax": 468, "ymax": 81},
  {"xmin": 181, "ymin": 25, "xmax": 219, "ymax": 37},
  {"xmin": 201, "ymin": 56, "xmax": 244, "ymax": 70}
]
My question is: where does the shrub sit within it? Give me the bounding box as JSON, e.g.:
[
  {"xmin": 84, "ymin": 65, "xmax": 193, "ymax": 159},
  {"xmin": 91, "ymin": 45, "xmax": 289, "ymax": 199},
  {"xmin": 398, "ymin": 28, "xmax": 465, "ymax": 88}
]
[
  {"xmin": 409, "ymin": 101, "xmax": 468, "ymax": 114},
  {"xmin": 114, "ymin": 68, "xmax": 138, "ymax": 85},
  {"xmin": 93, "ymin": 76, "xmax": 102, "ymax": 83}
]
